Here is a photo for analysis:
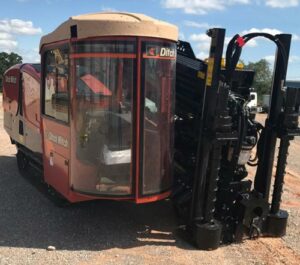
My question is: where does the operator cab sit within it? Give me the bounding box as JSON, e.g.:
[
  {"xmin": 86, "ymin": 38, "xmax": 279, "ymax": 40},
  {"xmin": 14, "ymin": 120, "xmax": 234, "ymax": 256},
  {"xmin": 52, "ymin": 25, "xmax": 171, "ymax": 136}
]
[{"xmin": 39, "ymin": 12, "xmax": 178, "ymax": 203}]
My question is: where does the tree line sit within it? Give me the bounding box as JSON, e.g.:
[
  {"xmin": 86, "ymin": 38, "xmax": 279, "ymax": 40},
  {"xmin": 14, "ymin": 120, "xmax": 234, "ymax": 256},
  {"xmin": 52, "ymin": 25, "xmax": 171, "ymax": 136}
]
[{"xmin": 244, "ymin": 59, "xmax": 273, "ymax": 102}]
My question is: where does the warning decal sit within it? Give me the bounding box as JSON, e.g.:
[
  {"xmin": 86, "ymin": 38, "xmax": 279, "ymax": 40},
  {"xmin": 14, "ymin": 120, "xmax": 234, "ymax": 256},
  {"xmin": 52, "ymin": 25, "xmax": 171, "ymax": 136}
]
[{"xmin": 206, "ymin": 58, "xmax": 214, "ymax": 87}]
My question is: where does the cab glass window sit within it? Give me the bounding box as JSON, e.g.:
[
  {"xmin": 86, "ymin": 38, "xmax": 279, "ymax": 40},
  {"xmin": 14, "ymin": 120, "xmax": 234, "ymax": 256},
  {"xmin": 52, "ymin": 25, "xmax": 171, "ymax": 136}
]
[{"xmin": 43, "ymin": 47, "xmax": 69, "ymax": 123}]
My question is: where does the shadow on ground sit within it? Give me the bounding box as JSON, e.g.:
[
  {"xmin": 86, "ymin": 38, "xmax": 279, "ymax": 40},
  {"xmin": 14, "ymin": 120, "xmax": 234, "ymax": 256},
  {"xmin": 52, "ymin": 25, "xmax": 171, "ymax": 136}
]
[{"xmin": 0, "ymin": 155, "xmax": 193, "ymax": 251}]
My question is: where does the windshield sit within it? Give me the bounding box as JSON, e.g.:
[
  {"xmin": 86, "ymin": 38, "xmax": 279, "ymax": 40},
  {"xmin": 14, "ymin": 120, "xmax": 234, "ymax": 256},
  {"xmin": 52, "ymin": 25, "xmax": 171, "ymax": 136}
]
[
  {"xmin": 141, "ymin": 41, "xmax": 176, "ymax": 195},
  {"xmin": 69, "ymin": 39, "xmax": 176, "ymax": 198},
  {"xmin": 70, "ymin": 40, "xmax": 136, "ymax": 196}
]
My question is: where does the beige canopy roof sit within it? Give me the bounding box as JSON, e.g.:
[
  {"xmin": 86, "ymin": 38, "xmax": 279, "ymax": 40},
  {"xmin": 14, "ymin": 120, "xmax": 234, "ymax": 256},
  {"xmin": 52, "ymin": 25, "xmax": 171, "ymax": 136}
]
[{"xmin": 40, "ymin": 12, "xmax": 178, "ymax": 50}]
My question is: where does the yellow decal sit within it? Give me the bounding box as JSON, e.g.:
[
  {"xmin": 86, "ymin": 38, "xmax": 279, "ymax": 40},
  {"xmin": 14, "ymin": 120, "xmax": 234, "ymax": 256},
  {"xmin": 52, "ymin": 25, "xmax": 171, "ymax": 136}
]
[
  {"xmin": 197, "ymin": 71, "xmax": 206, "ymax": 80},
  {"xmin": 206, "ymin": 58, "xmax": 214, "ymax": 87},
  {"xmin": 219, "ymin": 58, "xmax": 245, "ymax": 69}
]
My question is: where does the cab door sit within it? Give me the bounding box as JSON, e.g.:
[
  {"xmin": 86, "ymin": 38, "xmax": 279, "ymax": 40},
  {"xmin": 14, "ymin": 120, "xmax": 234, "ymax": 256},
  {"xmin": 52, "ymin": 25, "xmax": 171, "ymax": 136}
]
[{"xmin": 41, "ymin": 45, "xmax": 71, "ymax": 198}]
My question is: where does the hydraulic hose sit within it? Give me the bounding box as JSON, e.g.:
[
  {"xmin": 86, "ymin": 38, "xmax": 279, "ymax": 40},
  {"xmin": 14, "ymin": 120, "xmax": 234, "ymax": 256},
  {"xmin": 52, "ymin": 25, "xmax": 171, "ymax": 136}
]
[{"xmin": 224, "ymin": 33, "xmax": 288, "ymax": 85}]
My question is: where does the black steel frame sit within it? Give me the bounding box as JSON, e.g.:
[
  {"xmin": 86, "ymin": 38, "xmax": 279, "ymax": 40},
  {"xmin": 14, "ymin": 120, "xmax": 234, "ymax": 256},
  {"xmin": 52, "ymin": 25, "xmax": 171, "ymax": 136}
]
[{"xmin": 181, "ymin": 28, "xmax": 300, "ymax": 250}]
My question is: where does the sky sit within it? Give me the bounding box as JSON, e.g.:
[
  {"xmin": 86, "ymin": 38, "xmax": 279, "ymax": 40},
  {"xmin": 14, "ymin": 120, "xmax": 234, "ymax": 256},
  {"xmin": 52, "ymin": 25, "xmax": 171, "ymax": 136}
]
[{"xmin": 0, "ymin": 0, "xmax": 299, "ymax": 80}]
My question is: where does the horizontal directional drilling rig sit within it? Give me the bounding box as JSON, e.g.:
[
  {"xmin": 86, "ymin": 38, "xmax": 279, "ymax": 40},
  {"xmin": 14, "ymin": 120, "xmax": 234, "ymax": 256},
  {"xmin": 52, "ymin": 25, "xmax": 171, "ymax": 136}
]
[
  {"xmin": 173, "ymin": 28, "xmax": 300, "ymax": 250},
  {"xmin": 2, "ymin": 13, "xmax": 299, "ymax": 250}
]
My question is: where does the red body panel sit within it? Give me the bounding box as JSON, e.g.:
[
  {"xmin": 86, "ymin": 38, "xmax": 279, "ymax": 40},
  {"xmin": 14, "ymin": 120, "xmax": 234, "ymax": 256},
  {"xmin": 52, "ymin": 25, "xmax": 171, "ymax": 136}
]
[
  {"xmin": 23, "ymin": 71, "xmax": 40, "ymax": 129},
  {"xmin": 3, "ymin": 64, "xmax": 42, "ymax": 154},
  {"xmin": 42, "ymin": 117, "xmax": 70, "ymax": 198},
  {"xmin": 3, "ymin": 66, "xmax": 21, "ymax": 116}
]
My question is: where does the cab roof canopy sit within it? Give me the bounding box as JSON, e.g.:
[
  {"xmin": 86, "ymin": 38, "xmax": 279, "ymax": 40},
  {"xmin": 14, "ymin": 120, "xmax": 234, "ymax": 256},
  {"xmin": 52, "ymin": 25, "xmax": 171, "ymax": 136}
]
[{"xmin": 40, "ymin": 12, "xmax": 178, "ymax": 50}]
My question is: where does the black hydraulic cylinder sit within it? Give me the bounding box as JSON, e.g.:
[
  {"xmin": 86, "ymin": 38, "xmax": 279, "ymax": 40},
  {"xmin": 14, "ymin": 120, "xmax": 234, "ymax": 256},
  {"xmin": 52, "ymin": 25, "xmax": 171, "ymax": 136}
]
[
  {"xmin": 190, "ymin": 28, "xmax": 225, "ymax": 223},
  {"xmin": 254, "ymin": 34, "xmax": 292, "ymax": 199}
]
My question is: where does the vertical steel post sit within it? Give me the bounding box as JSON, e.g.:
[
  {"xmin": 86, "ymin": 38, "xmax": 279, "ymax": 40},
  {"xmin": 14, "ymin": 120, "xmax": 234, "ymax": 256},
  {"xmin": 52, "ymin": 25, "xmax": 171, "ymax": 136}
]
[
  {"xmin": 270, "ymin": 136, "xmax": 290, "ymax": 214},
  {"xmin": 254, "ymin": 34, "xmax": 292, "ymax": 199},
  {"xmin": 266, "ymin": 87, "xmax": 299, "ymax": 236},
  {"xmin": 189, "ymin": 28, "xmax": 225, "ymax": 250}
]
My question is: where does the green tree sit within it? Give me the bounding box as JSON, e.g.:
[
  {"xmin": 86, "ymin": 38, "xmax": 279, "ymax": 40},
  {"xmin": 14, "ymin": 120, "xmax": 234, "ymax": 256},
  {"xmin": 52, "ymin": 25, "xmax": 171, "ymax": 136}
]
[
  {"xmin": 245, "ymin": 59, "xmax": 272, "ymax": 102},
  {"xmin": 0, "ymin": 52, "xmax": 23, "ymax": 91}
]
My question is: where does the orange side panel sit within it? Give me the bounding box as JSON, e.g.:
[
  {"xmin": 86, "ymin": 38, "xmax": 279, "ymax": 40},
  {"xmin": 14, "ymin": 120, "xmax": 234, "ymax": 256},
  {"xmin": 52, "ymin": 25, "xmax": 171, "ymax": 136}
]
[
  {"xmin": 42, "ymin": 118, "xmax": 70, "ymax": 198},
  {"xmin": 44, "ymin": 151, "xmax": 70, "ymax": 197},
  {"xmin": 3, "ymin": 69, "xmax": 20, "ymax": 115}
]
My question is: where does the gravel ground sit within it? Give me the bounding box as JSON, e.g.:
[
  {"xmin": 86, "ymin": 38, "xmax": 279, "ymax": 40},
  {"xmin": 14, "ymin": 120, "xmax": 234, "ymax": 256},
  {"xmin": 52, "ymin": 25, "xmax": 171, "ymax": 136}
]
[{"xmin": 0, "ymin": 95, "xmax": 299, "ymax": 265}]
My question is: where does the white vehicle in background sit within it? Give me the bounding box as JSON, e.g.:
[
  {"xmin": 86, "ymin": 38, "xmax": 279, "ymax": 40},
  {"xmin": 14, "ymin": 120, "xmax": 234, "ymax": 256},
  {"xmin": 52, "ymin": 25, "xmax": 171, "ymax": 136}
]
[{"xmin": 247, "ymin": 91, "xmax": 261, "ymax": 112}]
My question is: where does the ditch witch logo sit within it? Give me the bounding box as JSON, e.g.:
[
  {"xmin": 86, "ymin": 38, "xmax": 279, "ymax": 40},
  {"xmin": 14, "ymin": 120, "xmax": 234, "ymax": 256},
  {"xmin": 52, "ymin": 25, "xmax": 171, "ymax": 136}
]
[
  {"xmin": 147, "ymin": 46, "xmax": 176, "ymax": 57},
  {"xmin": 47, "ymin": 131, "xmax": 69, "ymax": 148},
  {"xmin": 5, "ymin": 76, "xmax": 17, "ymax": 84}
]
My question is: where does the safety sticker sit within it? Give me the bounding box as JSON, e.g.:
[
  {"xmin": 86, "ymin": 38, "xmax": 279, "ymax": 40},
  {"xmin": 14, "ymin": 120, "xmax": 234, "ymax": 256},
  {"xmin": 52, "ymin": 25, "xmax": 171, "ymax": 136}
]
[{"xmin": 206, "ymin": 58, "xmax": 214, "ymax": 87}]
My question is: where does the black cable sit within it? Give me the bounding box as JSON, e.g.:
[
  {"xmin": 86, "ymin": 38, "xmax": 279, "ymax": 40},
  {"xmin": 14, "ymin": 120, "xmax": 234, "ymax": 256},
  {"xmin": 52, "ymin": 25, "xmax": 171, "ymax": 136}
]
[
  {"xmin": 225, "ymin": 33, "xmax": 288, "ymax": 85},
  {"xmin": 243, "ymin": 33, "xmax": 288, "ymax": 70},
  {"xmin": 224, "ymin": 32, "xmax": 289, "ymax": 170}
]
